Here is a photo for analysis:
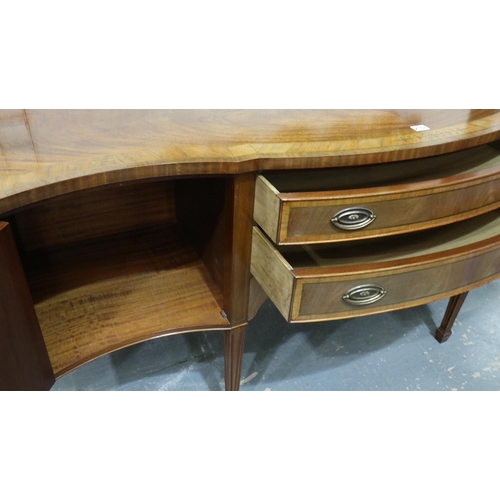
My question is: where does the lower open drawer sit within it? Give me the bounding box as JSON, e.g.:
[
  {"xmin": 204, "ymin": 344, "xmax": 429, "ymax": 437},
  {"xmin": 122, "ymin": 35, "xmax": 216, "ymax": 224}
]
[{"xmin": 251, "ymin": 209, "xmax": 500, "ymax": 322}]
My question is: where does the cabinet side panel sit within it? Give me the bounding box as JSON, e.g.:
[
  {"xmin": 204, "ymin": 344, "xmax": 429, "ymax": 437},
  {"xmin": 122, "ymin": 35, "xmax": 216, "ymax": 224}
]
[
  {"xmin": 176, "ymin": 174, "xmax": 258, "ymax": 324},
  {"xmin": 175, "ymin": 178, "xmax": 226, "ymax": 297},
  {"xmin": 0, "ymin": 222, "xmax": 54, "ymax": 390}
]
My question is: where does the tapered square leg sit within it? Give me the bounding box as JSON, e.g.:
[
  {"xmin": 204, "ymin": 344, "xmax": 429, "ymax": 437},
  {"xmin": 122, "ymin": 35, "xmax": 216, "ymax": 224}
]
[
  {"xmin": 434, "ymin": 292, "xmax": 469, "ymax": 343},
  {"xmin": 224, "ymin": 325, "xmax": 246, "ymax": 391}
]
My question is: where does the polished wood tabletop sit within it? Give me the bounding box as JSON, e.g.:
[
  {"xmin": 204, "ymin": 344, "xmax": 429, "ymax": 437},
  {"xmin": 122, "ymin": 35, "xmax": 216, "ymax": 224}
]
[{"xmin": 1, "ymin": 110, "xmax": 500, "ymax": 213}]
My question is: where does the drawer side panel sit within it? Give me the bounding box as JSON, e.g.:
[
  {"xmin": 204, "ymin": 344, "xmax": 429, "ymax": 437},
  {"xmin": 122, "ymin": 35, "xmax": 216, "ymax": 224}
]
[
  {"xmin": 250, "ymin": 227, "xmax": 295, "ymax": 320},
  {"xmin": 253, "ymin": 175, "xmax": 282, "ymax": 243}
]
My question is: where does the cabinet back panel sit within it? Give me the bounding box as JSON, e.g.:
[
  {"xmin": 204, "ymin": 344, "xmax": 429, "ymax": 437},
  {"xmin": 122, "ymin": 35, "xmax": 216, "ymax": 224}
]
[{"xmin": 14, "ymin": 181, "xmax": 176, "ymax": 251}]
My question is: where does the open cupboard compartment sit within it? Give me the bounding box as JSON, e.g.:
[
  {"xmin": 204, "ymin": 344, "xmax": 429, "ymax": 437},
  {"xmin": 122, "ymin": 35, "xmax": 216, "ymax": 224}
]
[{"xmin": 3, "ymin": 177, "xmax": 231, "ymax": 378}]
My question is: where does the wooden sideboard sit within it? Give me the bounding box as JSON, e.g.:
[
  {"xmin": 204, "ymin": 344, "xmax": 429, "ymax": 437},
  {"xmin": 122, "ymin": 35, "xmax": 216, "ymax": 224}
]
[{"xmin": 2, "ymin": 109, "xmax": 500, "ymax": 391}]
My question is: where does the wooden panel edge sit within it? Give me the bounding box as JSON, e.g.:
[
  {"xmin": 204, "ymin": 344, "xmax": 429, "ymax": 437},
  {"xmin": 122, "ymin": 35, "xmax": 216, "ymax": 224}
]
[{"xmin": 53, "ymin": 323, "xmax": 232, "ymax": 379}]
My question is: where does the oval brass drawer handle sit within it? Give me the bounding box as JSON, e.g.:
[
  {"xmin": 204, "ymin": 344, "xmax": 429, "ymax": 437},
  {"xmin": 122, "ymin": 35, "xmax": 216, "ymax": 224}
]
[
  {"xmin": 342, "ymin": 284, "xmax": 387, "ymax": 306},
  {"xmin": 331, "ymin": 207, "xmax": 376, "ymax": 230}
]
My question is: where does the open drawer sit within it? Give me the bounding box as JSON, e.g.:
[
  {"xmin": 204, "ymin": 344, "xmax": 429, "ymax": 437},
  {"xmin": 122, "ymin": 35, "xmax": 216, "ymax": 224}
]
[
  {"xmin": 251, "ymin": 209, "xmax": 500, "ymax": 323},
  {"xmin": 254, "ymin": 144, "xmax": 500, "ymax": 245}
]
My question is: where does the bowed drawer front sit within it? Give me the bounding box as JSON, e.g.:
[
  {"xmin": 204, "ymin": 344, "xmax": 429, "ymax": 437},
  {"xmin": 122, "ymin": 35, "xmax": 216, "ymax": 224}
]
[
  {"xmin": 254, "ymin": 145, "xmax": 500, "ymax": 245},
  {"xmin": 250, "ymin": 210, "xmax": 500, "ymax": 323}
]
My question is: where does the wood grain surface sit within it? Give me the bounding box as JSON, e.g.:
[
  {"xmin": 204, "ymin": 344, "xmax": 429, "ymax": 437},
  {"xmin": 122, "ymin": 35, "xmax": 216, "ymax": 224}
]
[
  {"xmin": 224, "ymin": 325, "xmax": 246, "ymax": 391},
  {"xmin": 2, "ymin": 110, "xmax": 500, "ymax": 215},
  {"xmin": 14, "ymin": 180, "xmax": 176, "ymax": 251},
  {"xmin": 250, "ymin": 227, "xmax": 296, "ymax": 319},
  {"xmin": 295, "ymin": 249, "xmax": 500, "ymax": 322},
  {"xmin": 23, "ymin": 225, "xmax": 230, "ymax": 377},
  {"xmin": 2, "ymin": 109, "xmax": 500, "ymax": 391},
  {"xmin": 255, "ymin": 145, "xmax": 500, "ymax": 244},
  {"xmin": 251, "ymin": 210, "xmax": 500, "ymax": 322},
  {"xmin": 0, "ymin": 222, "xmax": 55, "ymax": 390}
]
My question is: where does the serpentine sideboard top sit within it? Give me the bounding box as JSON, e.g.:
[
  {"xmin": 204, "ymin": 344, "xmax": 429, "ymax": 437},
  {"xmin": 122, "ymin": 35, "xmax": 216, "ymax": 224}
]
[{"xmin": 2, "ymin": 109, "xmax": 500, "ymax": 214}]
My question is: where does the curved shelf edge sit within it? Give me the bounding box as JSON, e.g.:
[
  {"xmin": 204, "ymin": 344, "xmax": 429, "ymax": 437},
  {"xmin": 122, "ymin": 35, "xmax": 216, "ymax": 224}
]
[{"xmin": 52, "ymin": 323, "xmax": 231, "ymax": 380}]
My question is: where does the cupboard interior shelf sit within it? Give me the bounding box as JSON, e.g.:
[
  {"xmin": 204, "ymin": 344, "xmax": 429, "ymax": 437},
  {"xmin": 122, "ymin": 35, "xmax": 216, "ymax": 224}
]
[{"xmin": 23, "ymin": 224, "xmax": 229, "ymax": 378}]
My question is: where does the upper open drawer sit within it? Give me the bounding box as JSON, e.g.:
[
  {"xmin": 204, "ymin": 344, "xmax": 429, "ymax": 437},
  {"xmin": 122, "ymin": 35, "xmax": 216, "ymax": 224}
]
[{"xmin": 254, "ymin": 144, "xmax": 500, "ymax": 245}]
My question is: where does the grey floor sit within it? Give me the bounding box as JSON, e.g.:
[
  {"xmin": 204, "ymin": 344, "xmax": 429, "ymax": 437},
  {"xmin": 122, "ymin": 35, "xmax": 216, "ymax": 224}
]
[{"xmin": 52, "ymin": 279, "xmax": 500, "ymax": 391}]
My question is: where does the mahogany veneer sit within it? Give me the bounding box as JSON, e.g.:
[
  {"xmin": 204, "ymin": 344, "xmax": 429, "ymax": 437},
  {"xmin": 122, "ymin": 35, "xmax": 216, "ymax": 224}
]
[
  {"xmin": 24, "ymin": 225, "xmax": 230, "ymax": 378},
  {"xmin": 255, "ymin": 145, "xmax": 500, "ymax": 245},
  {"xmin": 2, "ymin": 110, "xmax": 500, "ymax": 390},
  {"xmin": 251, "ymin": 211, "xmax": 500, "ymax": 322},
  {"xmin": 0, "ymin": 223, "xmax": 54, "ymax": 390}
]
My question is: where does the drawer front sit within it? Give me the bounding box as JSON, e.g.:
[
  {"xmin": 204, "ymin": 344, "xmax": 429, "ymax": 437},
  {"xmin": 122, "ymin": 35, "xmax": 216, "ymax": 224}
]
[
  {"xmin": 258, "ymin": 174, "xmax": 500, "ymax": 245},
  {"xmin": 251, "ymin": 226, "xmax": 500, "ymax": 323},
  {"xmin": 287, "ymin": 176, "xmax": 500, "ymax": 243},
  {"xmin": 292, "ymin": 248, "xmax": 500, "ymax": 322}
]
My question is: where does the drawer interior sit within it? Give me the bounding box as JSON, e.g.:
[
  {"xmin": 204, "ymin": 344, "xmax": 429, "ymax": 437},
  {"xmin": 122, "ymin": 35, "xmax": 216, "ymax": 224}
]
[
  {"xmin": 264, "ymin": 144, "xmax": 500, "ymax": 193},
  {"xmin": 281, "ymin": 209, "xmax": 500, "ymax": 270}
]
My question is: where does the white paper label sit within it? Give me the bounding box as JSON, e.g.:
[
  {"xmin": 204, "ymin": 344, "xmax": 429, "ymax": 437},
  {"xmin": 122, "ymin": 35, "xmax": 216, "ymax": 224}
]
[{"xmin": 410, "ymin": 124, "xmax": 430, "ymax": 131}]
